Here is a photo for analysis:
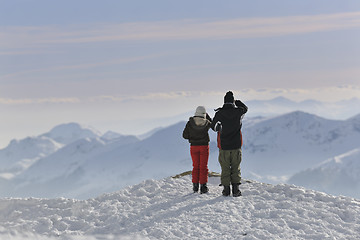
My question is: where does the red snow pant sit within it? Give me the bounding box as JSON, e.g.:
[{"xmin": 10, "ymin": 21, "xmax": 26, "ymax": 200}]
[{"xmin": 190, "ymin": 145, "xmax": 209, "ymax": 185}]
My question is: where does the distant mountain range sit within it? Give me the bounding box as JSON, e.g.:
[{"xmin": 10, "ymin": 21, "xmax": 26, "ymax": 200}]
[
  {"xmin": 0, "ymin": 110, "xmax": 359, "ymax": 199},
  {"xmin": 0, "ymin": 136, "xmax": 63, "ymax": 180},
  {"xmin": 242, "ymin": 111, "xmax": 360, "ymax": 181},
  {"xmin": 0, "ymin": 122, "xmax": 192, "ymax": 199},
  {"xmin": 245, "ymin": 96, "xmax": 360, "ymax": 120},
  {"xmin": 142, "ymin": 97, "xmax": 360, "ymax": 136}
]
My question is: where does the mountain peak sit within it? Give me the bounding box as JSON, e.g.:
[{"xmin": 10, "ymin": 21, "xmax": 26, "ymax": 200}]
[
  {"xmin": 278, "ymin": 111, "xmax": 332, "ymax": 124},
  {"xmin": 41, "ymin": 122, "xmax": 102, "ymax": 145},
  {"xmin": 101, "ymin": 131, "xmax": 123, "ymax": 140},
  {"xmin": 263, "ymin": 111, "xmax": 327, "ymax": 127},
  {"xmin": 269, "ymin": 96, "xmax": 295, "ymax": 104}
]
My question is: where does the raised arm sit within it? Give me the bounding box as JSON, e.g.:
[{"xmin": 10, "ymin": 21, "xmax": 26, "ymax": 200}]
[{"xmin": 235, "ymin": 100, "xmax": 248, "ymax": 114}]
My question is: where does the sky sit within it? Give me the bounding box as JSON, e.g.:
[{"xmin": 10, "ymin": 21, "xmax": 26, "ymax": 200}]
[{"xmin": 1, "ymin": 0, "xmax": 360, "ymax": 147}]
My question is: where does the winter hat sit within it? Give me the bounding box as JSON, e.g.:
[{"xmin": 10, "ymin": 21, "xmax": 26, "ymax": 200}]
[
  {"xmin": 224, "ymin": 91, "xmax": 234, "ymax": 103},
  {"xmin": 195, "ymin": 106, "xmax": 206, "ymax": 118}
]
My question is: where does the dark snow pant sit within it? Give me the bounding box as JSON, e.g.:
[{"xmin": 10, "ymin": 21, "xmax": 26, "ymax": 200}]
[
  {"xmin": 190, "ymin": 145, "xmax": 209, "ymax": 185},
  {"xmin": 218, "ymin": 148, "xmax": 242, "ymax": 186}
]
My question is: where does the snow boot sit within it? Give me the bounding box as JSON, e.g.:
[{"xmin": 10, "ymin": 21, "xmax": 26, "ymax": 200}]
[
  {"xmin": 222, "ymin": 185, "xmax": 231, "ymax": 196},
  {"xmin": 200, "ymin": 183, "xmax": 208, "ymax": 194},
  {"xmin": 193, "ymin": 183, "xmax": 199, "ymax": 193},
  {"xmin": 232, "ymin": 183, "xmax": 242, "ymax": 197}
]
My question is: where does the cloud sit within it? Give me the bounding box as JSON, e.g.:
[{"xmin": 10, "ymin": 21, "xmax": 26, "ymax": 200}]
[
  {"xmin": 2, "ymin": 12, "xmax": 360, "ymax": 49},
  {"xmin": 236, "ymin": 86, "xmax": 360, "ymax": 102},
  {"xmin": 0, "ymin": 97, "xmax": 80, "ymax": 105},
  {"xmin": 0, "ymin": 54, "xmax": 162, "ymax": 80},
  {"xmin": 0, "ymin": 92, "xmax": 195, "ymax": 105},
  {"xmin": 2, "ymin": 86, "xmax": 360, "ymax": 106},
  {"xmin": 91, "ymin": 92, "xmax": 194, "ymax": 103}
]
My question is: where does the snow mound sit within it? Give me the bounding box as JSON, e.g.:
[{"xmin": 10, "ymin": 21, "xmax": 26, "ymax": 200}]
[{"xmin": 0, "ymin": 176, "xmax": 359, "ymax": 240}]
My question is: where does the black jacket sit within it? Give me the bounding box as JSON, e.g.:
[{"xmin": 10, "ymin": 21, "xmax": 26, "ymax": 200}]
[
  {"xmin": 210, "ymin": 100, "xmax": 248, "ymax": 150},
  {"xmin": 183, "ymin": 116, "xmax": 211, "ymax": 146}
]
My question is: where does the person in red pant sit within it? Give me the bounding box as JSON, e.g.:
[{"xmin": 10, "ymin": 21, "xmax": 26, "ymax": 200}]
[{"xmin": 183, "ymin": 106, "xmax": 212, "ymax": 194}]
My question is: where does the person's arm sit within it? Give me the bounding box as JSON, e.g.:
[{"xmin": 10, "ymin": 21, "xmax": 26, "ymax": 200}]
[
  {"xmin": 235, "ymin": 100, "xmax": 248, "ymax": 114},
  {"xmin": 210, "ymin": 113, "xmax": 221, "ymax": 132},
  {"xmin": 209, "ymin": 114, "xmax": 217, "ymax": 130},
  {"xmin": 182, "ymin": 122, "xmax": 190, "ymax": 140}
]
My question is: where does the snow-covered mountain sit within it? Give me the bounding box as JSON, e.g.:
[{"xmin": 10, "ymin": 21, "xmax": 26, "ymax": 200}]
[
  {"xmin": 0, "ymin": 175, "xmax": 359, "ymax": 240},
  {"xmin": 101, "ymin": 131, "xmax": 140, "ymax": 144},
  {"xmin": 288, "ymin": 148, "xmax": 360, "ymax": 198},
  {"xmin": 0, "ymin": 123, "xmax": 106, "ymax": 181},
  {"xmin": 0, "ymin": 136, "xmax": 62, "ymax": 180},
  {"xmin": 150, "ymin": 97, "xmax": 360, "ymax": 132},
  {"xmin": 2, "ymin": 138, "xmax": 107, "ymax": 198},
  {"xmin": 0, "ymin": 122, "xmax": 197, "ymax": 198},
  {"xmin": 1, "ymin": 111, "xmax": 360, "ymax": 199},
  {"xmin": 242, "ymin": 111, "xmax": 360, "ymax": 182},
  {"xmin": 40, "ymin": 122, "xmax": 102, "ymax": 145},
  {"xmin": 0, "ymin": 123, "xmax": 148, "ymax": 199}
]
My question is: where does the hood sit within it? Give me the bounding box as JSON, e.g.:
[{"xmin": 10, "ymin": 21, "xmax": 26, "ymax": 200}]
[{"xmin": 189, "ymin": 117, "xmax": 210, "ymax": 128}]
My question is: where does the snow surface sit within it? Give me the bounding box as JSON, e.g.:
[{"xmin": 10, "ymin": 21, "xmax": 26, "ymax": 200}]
[{"xmin": 0, "ymin": 175, "xmax": 360, "ymax": 240}]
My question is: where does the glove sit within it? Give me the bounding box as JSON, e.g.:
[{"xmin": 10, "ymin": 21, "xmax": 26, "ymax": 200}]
[
  {"xmin": 214, "ymin": 122, "xmax": 222, "ymax": 132},
  {"xmin": 235, "ymin": 100, "xmax": 242, "ymax": 106}
]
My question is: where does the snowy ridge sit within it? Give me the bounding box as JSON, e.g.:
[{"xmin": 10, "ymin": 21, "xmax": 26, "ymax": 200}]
[
  {"xmin": 0, "ymin": 136, "xmax": 62, "ymax": 180},
  {"xmin": 243, "ymin": 111, "xmax": 360, "ymax": 180},
  {"xmin": 319, "ymin": 148, "xmax": 360, "ymax": 179},
  {"xmin": 289, "ymin": 148, "xmax": 360, "ymax": 198},
  {"xmin": 0, "ymin": 123, "xmax": 104, "ymax": 181},
  {"xmin": 0, "ymin": 122, "xmax": 193, "ymax": 199},
  {"xmin": 20, "ymin": 138, "xmax": 106, "ymax": 181},
  {"xmin": 101, "ymin": 131, "xmax": 140, "ymax": 144},
  {"xmin": 0, "ymin": 175, "xmax": 359, "ymax": 240}
]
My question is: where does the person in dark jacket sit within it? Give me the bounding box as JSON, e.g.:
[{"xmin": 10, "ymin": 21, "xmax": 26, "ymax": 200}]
[
  {"xmin": 210, "ymin": 91, "xmax": 248, "ymax": 197},
  {"xmin": 183, "ymin": 106, "xmax": 212, "ymax": 194}
]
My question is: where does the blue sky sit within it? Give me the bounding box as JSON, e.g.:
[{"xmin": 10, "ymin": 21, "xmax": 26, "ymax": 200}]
[{"xmin": 1, "ymin": 0, "xmax": 360, "ymax": 147}]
